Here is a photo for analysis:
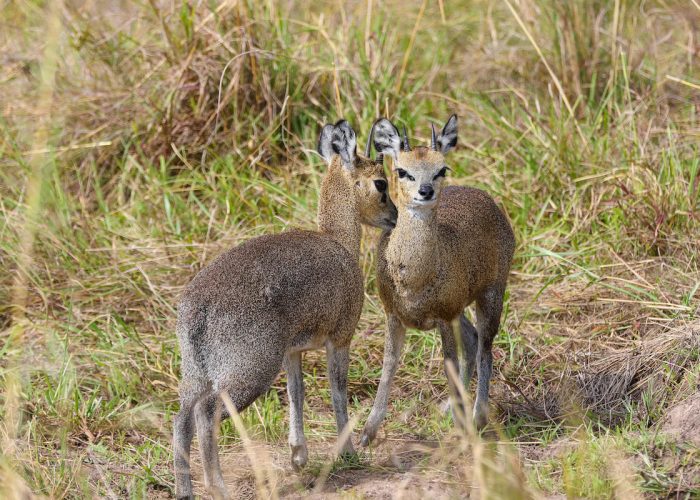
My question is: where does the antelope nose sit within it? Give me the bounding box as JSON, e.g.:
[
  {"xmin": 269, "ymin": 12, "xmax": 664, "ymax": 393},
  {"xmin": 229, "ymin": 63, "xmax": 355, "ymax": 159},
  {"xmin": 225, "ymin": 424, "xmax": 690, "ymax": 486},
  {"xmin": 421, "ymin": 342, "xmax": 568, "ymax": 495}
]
[{"xmin": 418, "ymin": 184, "xmax": 434, "ymax": 200}]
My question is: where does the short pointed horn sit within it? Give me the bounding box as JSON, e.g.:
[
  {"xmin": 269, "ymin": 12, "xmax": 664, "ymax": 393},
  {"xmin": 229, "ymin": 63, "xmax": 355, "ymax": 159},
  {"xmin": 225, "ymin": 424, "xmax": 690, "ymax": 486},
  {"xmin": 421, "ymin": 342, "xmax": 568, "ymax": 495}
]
[
  {"xmin": 402, "ymin": 125, "xmax": 410, "ymax": 152},
  {"xmin": 431, "ymin": 123, "xmax": 437, "ymax": 151}
]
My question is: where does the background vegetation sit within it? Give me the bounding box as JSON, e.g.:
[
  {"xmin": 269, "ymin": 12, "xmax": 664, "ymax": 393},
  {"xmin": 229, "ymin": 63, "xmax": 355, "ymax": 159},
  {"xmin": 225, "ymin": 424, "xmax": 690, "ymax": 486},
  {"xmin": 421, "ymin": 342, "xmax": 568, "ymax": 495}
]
[{"xmin": 1, "ymin": 0, "xmax": 699, "ymax": 497}]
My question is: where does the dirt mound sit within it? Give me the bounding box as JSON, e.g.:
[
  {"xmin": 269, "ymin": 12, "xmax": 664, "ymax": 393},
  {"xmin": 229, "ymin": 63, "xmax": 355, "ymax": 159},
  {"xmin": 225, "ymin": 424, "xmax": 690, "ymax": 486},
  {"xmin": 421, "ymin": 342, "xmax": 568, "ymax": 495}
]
[{"xmin": 661, "ymin": 393, "xmax": 700, "ymax": 447}]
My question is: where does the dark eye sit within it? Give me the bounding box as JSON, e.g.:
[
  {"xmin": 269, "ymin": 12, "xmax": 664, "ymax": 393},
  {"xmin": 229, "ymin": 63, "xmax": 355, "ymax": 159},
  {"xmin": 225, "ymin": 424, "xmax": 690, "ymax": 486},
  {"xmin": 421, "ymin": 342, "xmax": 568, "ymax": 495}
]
[
  {"xmin": 396, "ymin": 169, "xmax": 415, "ymax": 181},
  {"xmin": 374, "ymin": 179, "xmax": 387, "ymax": 193},
  {"xmin": 434, "ymin": 167, "xmax": 448, "ymax": 180}
]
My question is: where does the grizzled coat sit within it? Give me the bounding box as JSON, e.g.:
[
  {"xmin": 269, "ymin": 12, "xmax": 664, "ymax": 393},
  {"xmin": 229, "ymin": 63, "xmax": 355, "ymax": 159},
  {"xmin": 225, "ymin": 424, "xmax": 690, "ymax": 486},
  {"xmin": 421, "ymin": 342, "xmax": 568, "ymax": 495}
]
[
  {"xmin": 173, "ymin": 120, "xmax": 396, "ymax": 499},
  {"xmin": 360, "ymin": 116, "xmax": 515, "ymax": 446},
  {"xmin": 177, "ymin": 230, "xmax": 363, "ymax": 406}
]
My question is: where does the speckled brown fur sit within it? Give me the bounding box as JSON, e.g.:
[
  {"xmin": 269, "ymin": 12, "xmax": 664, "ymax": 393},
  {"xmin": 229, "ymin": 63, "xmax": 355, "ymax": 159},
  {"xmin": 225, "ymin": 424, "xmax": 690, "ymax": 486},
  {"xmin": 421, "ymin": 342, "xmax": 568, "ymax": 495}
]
[
  {"xmin": 379, "ymin": 184, "xmax": 513, "ymax": 327},
  {"xmin": 361, "ymin": 116, "xmax": 515, "ymax": 445},
  {"xmin": 173, "ymin": 120, "xmax": 396, "ymax": 499}
]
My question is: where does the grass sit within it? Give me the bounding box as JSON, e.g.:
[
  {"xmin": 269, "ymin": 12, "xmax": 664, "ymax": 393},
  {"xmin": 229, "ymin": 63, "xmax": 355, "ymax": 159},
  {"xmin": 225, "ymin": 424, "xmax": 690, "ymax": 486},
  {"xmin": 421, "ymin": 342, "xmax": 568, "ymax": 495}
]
[{"xmin": 1, "ymin": 0, "xmax": 700, "ymax": 497}]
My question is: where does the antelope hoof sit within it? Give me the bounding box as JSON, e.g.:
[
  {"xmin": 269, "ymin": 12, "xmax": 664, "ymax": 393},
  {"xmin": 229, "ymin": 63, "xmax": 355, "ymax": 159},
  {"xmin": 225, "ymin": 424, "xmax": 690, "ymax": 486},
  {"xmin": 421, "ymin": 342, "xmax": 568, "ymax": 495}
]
[
  {"xmin": 439, "ymin": 398, "xmax": 451, "ymax": 414},
  {"xmin": 208, "ymin": 486, "xmax": 230, "ymax": 500},
  {"xmin": 359, "ymin": 427, "xmax": 376, "ymax": 447},
  {"xmin": 473, "ymin": 405, "xmax": 489, "ymax": 432},
  {"xmin": 291, "ymin": 444, "xmax": 308, "ymax": 471},
  {"xmin": 339, "ymin": 440, "xmax": 355, "ymax": 457}
]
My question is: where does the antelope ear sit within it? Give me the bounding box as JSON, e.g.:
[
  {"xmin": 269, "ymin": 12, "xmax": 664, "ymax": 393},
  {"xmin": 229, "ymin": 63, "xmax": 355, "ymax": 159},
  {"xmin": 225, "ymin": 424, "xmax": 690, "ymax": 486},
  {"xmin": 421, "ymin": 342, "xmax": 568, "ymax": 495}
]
[
  {"xmin": 317, "ymin": 120, "xmax": 357, "ymax": 168},
  {"xmin": 372, "ymin": 118, "xmax": 401, "ymax": 159},
  {"xmin": 317, "ymin": 124, "xmax": 335, "ymax": 163},
  {"xmin": 436, "ymin": 114, "xmax": 458, "ymax": 154},
  {"xmin": 331, "ymin": 120, "xmax": 357, "ymax": 168}
]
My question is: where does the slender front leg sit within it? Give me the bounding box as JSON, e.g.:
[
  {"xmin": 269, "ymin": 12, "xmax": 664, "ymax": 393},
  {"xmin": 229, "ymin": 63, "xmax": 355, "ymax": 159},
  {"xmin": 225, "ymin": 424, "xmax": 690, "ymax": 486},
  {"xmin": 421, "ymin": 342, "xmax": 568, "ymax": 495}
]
[
  {"xmin": 360, "ymin": 314, "xmax": 406, "ymax": 446},
  {"xmin": 460, "ymin": 313, "xmax": 478, "ymax": 388},
  {"xmin": 284, "ymin": 351, "xmax": 308, "ymax": 470},
  {"xmin": 438, "ymin": 320, "xmax": 466, "ymax": 427},
  {"xmin": 194, "ymin": 396, "xmax": 228, "ymax": 499},
  {"xmin": 327, "ymin": 342, "xmax": 355, "ymax": 455}
]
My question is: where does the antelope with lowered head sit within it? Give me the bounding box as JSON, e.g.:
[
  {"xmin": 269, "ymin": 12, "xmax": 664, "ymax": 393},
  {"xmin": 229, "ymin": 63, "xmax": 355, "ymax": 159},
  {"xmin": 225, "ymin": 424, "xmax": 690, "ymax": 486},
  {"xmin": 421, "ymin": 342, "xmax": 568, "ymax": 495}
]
[
  {"xmin": 173, "ymin": 120, "xmax": 397, "ymax": 499},
  {"xmin": 360, "ymin": 115, "xmax": 515, "ymax": 446}
]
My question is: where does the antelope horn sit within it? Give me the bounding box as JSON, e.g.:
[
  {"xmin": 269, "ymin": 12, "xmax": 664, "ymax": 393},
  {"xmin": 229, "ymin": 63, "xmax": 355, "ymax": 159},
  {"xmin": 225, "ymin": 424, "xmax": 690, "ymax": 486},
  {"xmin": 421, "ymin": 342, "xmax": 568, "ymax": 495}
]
[
  {"xmin": 431, "ymin": 123, "xmax": 437, "ymax": 150},
  {"xmin": 402, "ymin": 125, "xmax": 410, "ymax": 152}
]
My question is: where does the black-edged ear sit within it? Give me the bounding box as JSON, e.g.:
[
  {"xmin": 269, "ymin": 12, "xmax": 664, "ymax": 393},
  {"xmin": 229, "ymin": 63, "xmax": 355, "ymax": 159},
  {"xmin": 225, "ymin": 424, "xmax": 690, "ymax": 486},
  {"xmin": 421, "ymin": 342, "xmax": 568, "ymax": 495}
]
[
  {"xmin": 372, "ymin": 118, "xmax": 401, "ymax": 159},
  {"xmin": 317, "ymin": 120, "xmax": 357, "ymax": 168},
  {"xmin": 436, "ymin": 114, "xmax": 458, "ymax": 154},
  {"xmin": 317, "ymin": 124, "xmax": 335, "ymax": 163},
  {"xmin": 332, "ymin": 120, "xmax": 357, "ymax": 167}
]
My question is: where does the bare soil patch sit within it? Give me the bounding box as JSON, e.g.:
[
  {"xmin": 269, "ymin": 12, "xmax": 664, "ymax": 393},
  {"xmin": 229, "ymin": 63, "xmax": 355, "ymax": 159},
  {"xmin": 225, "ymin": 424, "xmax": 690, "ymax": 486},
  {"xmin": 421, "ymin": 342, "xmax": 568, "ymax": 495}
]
[
  {"xmin": 661, "ymin": 393, "xmax": 700, "ymax": 448},
  {"xmin": 182, "ymin": 438, "xmax": 469, "ymax": 499}
]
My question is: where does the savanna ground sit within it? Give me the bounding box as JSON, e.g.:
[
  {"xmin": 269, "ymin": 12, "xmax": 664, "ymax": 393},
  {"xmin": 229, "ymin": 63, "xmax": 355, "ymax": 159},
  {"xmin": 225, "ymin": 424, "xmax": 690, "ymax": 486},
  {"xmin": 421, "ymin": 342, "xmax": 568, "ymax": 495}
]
[{"xmin": 1, "ymin": 0, "xmax": 700, "ymax": 498}]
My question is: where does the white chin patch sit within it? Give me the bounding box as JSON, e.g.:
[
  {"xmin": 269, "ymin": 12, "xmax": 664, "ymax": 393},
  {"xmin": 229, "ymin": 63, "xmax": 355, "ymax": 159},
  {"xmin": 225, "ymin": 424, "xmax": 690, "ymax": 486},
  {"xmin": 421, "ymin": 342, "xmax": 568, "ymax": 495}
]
[
  {"xmin": 407, "ymin": 200, "xmax": 437, "ymax": 217},
  {"xmin": 409, "ymin": 199, "xmax": 437, "ymax": 209}
]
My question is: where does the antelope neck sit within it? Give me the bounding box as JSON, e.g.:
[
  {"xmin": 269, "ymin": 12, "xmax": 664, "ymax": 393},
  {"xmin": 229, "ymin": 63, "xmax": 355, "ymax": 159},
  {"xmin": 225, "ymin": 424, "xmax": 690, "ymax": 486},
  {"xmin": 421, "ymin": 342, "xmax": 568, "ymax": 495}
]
[
  {"xmin": 317, "ymin": 163, "xmax": 362, "ymax": 260},
  {"xmin": 386, "ymin": 205, "xmax": 440, "ymax": 288}
]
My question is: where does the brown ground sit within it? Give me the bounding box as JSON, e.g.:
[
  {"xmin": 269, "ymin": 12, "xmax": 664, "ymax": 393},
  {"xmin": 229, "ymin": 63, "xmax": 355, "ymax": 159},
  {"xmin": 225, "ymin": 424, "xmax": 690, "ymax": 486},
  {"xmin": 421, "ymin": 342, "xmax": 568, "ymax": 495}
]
[
  {"xmin": 182, "ymin": 438, "xmax": 471, "ymax": 499},
  {"xmin": 657, "ymin": 393, "xmax": 700, "ymax": 494},
  {"xmin": 176, "ymin": 321, "xmax": 700, "ymax": 499},
  {"xmin": 662, "ymin": 393, "xmax": 700, "ymax": 448},
  {"xmin": 183, "ymin": 402, "xmax": 700, "ymax": 500}
]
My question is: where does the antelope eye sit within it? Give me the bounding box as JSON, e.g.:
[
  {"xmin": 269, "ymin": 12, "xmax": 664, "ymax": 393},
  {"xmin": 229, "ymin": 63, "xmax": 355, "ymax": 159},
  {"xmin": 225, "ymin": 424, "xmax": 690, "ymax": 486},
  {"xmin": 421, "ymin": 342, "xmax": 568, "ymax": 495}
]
[
  {"xmin": 396, "ymin": 169, "xmax": 415, "ymax": 181},
  {"xmin": 434, "ymin": 167, "xmax": 448, "ymax": 180},
  {"xmin": 374, "ymin": 179, "xmax": 387, "ymax": 193}
]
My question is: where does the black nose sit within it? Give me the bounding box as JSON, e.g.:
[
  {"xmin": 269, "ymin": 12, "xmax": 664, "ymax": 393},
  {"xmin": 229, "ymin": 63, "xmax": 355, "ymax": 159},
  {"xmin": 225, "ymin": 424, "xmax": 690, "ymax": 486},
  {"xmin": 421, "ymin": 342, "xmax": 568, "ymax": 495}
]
[{"xmin": 418, "ymin": 184, "xmax": 434, "ymax": 200}]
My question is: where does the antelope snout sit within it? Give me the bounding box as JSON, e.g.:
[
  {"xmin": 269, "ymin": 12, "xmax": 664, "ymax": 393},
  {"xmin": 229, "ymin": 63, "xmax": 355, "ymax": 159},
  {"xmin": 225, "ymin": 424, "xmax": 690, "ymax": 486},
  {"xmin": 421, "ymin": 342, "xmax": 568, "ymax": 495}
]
[
  {"xmin": 418, "ymin": 184, "xmax": 434, "ymax": 200},
  {"xmin": 386, "ymin": 203, "xmax": 398, "ymax": 228}
]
